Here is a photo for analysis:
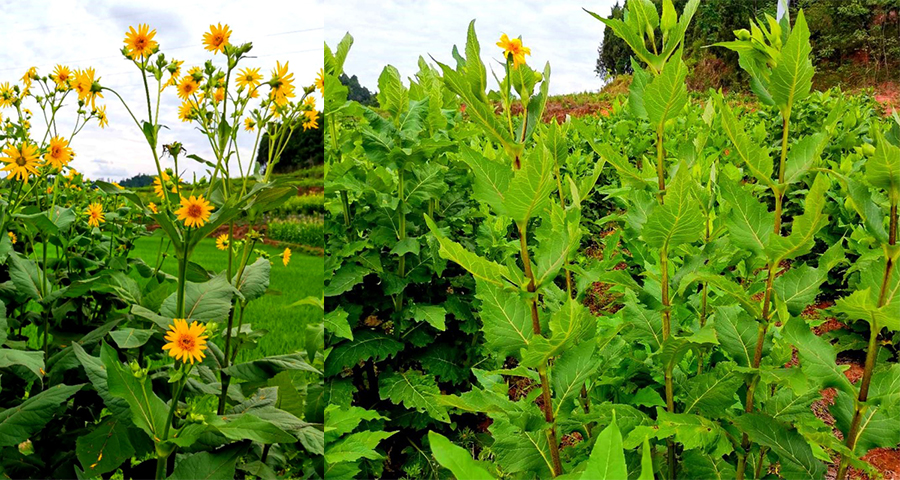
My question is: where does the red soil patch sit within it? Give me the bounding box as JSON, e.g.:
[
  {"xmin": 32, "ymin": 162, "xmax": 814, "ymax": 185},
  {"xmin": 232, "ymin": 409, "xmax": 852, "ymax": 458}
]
[{"xmin": 872, "ymin": 81, "xmax": 900, "ymax": 116}]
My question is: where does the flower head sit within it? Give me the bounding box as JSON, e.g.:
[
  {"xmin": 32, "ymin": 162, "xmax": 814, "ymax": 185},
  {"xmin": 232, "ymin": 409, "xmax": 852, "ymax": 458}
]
[
  {"xmin": 269, "ymin": 61, "xmax": 295, "ymax": 106},
  {"xmin": 202, "ymin": 23, "xmax": 231, "ymax": 54},
  {"xmin": 95, "ymin": 105, "xmax": 108, "ymax": 129},
  {"xmin": 316, "ymin": 68, "xmax": 324, "ymax": 95},
  {"xmin": 175, "ymin": 194, "xmax": 214, "ymax": 228},
  {"xmin": 85, "ymin": 202, "xmax": 105, "ymax": 228},
  {"xmin": 282, "ymin": 247, "xmax": 291, "ymax": 267},
  {"xmin": 7, "ymin": 231, "xmax": 16, "ymax": 245},
  {"xmin": 43, "ymin": 136, "xmax": 73, "ymax": 169},
  {"xmin": 178, "ymin": 101, "xmax": 195, "ymax": 122},
  {"xmin": 177, "ymin": 76, "xmax": 199, "ymax": 101},
  {"xmin": 496, "ymin": 33, "xmax": 531, "ymax": 69},
  {"xmin": 162, "ymin": 319, "xmax": 208, "ymax": 364},
  {"xmin": 124, "ymin": 24, "xmax": 158, "ymax": 60},
  {"xmin": 244, "ymin": 117, "xmax": 255, "ymax": 131},
  {"xmin": 1, "ymin": 143, "xmax": 41, "ymax": 183},
  {"xmin": 73, "ymin": 68, "xmax": 103, "ymax": 108},
  {"xmin": 0, "ymin": 82, "xmax": 15, "ymax": 107},
  {"xmin": 153, "ymin": 171, "xmax": 180, "ymax": 198},
  {"xmin": 236, "ymin": 67, "xmax": 262, "ymax": 90},
  {"xmin": 148, "ymin": 202, "xmax": 158, "ymax": 214},
  {"xmin": 216, "ymin": 233, "xmax": 229, "ymax": 251},
  {"xmin": 51, "ymin": 65, "xmax": 72, "ymax": 90},
  {"xmin": 302, "ymin": 109, "xmax": 319, "ymax": 130}
]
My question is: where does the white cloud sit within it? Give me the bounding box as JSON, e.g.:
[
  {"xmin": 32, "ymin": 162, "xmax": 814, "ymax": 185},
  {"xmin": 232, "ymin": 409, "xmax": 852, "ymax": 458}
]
[
  {"xmin": 325, "ymin": 0, "xmax": 619, "ymax": 96},
  {"xmin": 0, "ymin": 0, "xmax": 324, "ymax": 181}
]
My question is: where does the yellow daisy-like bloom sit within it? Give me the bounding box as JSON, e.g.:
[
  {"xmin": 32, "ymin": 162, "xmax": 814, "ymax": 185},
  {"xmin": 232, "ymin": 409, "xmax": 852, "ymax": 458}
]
[
  {"xmin": 236, "ymin": 67, "xmax": 262, "ymax": 90},
  {"xmin": 21, "ymin": 66, "xmax": 37, "ymax": 85},
  {"xmin": 213, "ymin": 86, "xmax": 225, "ymax": 103},
  {"xmin": 7, "ymin": 231, "xmax": 16, "ymax": 245},
  {"xmin": 124, "ymin": 24, "xmax": 158, "ymax": 60},
  {"xmin": 282, "ymin": 247, "xmax": 291, "ymax": 267},
  {"xmin": 163, "ymin": 60, "xmax": 184, "ymax": 90},
  {"xmin": 162, "ymin": 319, "xmax": 208, "ymax": 364},
  {"xmin": 0, "ymin": 82, "xmax": 14, "ymax": 107},
  {"xmin": 202, "ymin": 23, "xmax": 231, "ymax": 54},
  {"xmin": 178, "ymin": 101, "xmax": 195, "ymax": 122},
  {"xmin": 22, "ymin": 120, "xmax": 31, "ymax": 131},
  {"xmin": 153, "ymin": 171, "xmax": 179, "ymax": 198},
  {"xmin": 303, "ymin": 96, "xmax": 316, "ymax": 109},
  {"xmin": 43, "ymin": 136, "xmax": 73, "ymax": 170},
  {"xmin": 73, "ymin": 68, "xmax": 103, "ymax": 108},
  {"xmin": 269, "ymin": 61, "xmax": 295, "ymax": 106},
  {"xmin": 176, "ymin": 76, "xmax": 199, "ymax": 101},
  {"xmin": 215, "ymin": 233, "xmax": 229, "ymax": 251},
  {"xmin": 85, "ymin": 202, "xmax": 105, "ymax": 228},
  {"xmin": 46, "ymin": 186, "xmax": 53, "ymax": 194},
  {"xmin": 51, "ymin": 65, "xmax": 71, "ymax": 89},
  {"xmin": 316, "ymin": 68, "xmax": 324, "ymax": 95},
  {"xmin": 95, "ymin": 106, "xmax": 108, "ymax": 129},
  {"xmin": 1, "ymin": 143, "xmax": 40, "ymax": 183},
  {"xmin": 496, "ymin": 33, "xmax": 531, "ymax": 69},
  {"xmin": 302, "ymin": 109, "xmax": 319, "ymax": 130},
  {"xmin": 244, "ymin": 117, "xmax": 255, "ymax": 131},
  {"xmin": 148, "ymin": 202, "xmax": 158, "ymax": 214},
  {"xmin": 174, "ymin": 195, "xmax": 214, "ymax": 228}
]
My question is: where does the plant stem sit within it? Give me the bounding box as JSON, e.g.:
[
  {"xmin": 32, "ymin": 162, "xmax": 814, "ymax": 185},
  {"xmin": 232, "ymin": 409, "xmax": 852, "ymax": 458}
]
[
  {"xmin": 656, "ymin": 125, "xmax": 666, "ymax": 203},
  {"xmin": 156, "ymin": 375, "xmax": 186, "ymax": 480},
  {"xmin": 175, "ymin": 255, "xmax": 187, "ymax": 318},
  {"xmin": 836, "ymin": 202, "xmax": 897, "ymax": 479},
  {"xmin": 395, "ymin": 168, "xmax": 406, "ymax": 313},
  {"xmin": 518, "ymin": 224, "xmax": 562, "ymax": 477}
]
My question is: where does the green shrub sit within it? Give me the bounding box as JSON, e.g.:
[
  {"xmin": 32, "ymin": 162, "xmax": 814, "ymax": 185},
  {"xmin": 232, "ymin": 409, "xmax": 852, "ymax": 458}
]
[
  {"xmin": 273, "ymin": 194, "xmax": 325, "ymax": 217},
  {"xmin": 268, "ymin": 219, "xmax": 323, "ymax": 247}
]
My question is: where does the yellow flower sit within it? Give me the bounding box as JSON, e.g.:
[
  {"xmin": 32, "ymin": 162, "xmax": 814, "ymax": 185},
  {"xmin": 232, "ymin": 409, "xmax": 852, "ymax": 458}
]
[
  {"xmin": 95, "ymin": 106, "xmax": 108, "ymax": 128},
  {"xmin": 269, "ymin": 61, "xmax": 295, "ymax": 106},
  {"xmin": 178, "ymin": 101, "xmax": 195, "ymax": 122},
  {"xmin": 22, "ymin": 120, "xmax": 30, "ymax": 130},
  {"xmin": 162, "ymin": 319, "xmax": 208, "ymax": 364},
  {"xmin": 73, "ymin": 68, "xmax": 103, "ymax": 108},
  {"xmin": 496, "ymin": 33, "xmax": 531, "ymax": 69},
  {"xmin": 282, "ymin": 247, "xmax": 291, "ymax": 267},
  {"xmin": 124, "ymin": 24, "xmax": 158, "ymax": 60},
  {"xmin": 153, "ymin": 171, "xmax": 176, "ymax": 198},
  {"xmin": 85, "ymin": 202, "xmax": 105, "ymax": 228},
  {"xmin": 215, "ymin": 233, "xmax": 229, "ymax": 251},
  {"xmin": 112, "ymin": 182, "xmax": 124, "ymax": 190},
  {"xmin": 244, "ymin": 117, "xmax": 255, "ymax": 131},
  {"xmin": 52, "ymin": 65, "xmax": 72, "ymax": 89},
  {"xmin": 176, "ymin": 76, "xmax": 199, "ymax": 101},
  {"xmin": 302, "ymin": 109, "xmax": 319, "ymax": 130},
  {"xmin": 43, "ymin": 136, "xmax": 73, "ymax": 169},
  {"xmin": 303, "ymin": 96, "xmax": 316, "ymax": 109},
  {"xmin": 7, "ymin": 231, "xmax": 16, "ymax": 245},
  {"xmin": 175, "ymin": 195, "xmax": 214, "ymax": 228},
  {"xmin": 0, "ymin": 82, "xmax": 14, "ymax": 107},
  {"xmin": 1, "ymin": 143, "xmax": 41, "ymax": 183},
  {"xmin": 148, "ymin": 202, "xmax": 158, "ymax": 214},
  {"xmin": 202, "ymin": 23, "xmax": 231, "ymax": 54},
  {"xmin": 316, "ymin": 68, "xmax": 324, "ymax": 95},
  {"xmin": 236, "ymin": 67, "xmax": 262, "ymax": 90},
  {"xmin": 66, "ymin": 168, "xmax": 79, "ymax": 181},
  {"xmin": 21, "ymin": 67, "xmax": 37, "ymax": 85},
  {"xmin": 46, "ymin": 186, "xmax": 53, "ymax": 194},
  {"xmin": 163, "ymin": 60, "xmax": 184, "ymax": 90},
  {"xmin": 213, "ymin": 86, "xmax": 225, "ymax": 103}
]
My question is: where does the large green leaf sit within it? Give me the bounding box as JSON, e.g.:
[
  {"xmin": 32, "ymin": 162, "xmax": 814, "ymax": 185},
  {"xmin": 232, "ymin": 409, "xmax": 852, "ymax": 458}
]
[
  {"xmin": 715, "ymin": 96, "xmax": 773, "ymax": 186},
  {"xmin": 160, "ymin": 273, "xmax": 238, "ymax": 321},
  {"xmin": 868, "ymin": 127, "xmax": 900, "ymax": 198},
  {"xmin": 782, "ymin": 317, "xmax": 854, "ymax": 394},
  {"xmin": 8, "ymin": 252, "xmax": 46, "ymax": 302},
  {"xmin": 233, "ymin": 257, "xmax": 270, "ymax": 303},
  {"xmin": 223, "ymin": 353, "xmax": 320, "ymax": 382},
  {"xmin": 109, "ymin": 328, "xmax": 154, "ymax": 349},
  {"xmin": 377, "ymin": 65, "xmax": 409, "ymax": 121},
  {"xmin": 73, "ymin": 343, "xmax": 131, "ymax": 420},
  {"xmin": 325, "ymin": 405, "xmax": 387, "ymax": 443},
  {"xmin": 428, "ymin": 431, "xmax": 495, "ymax": 480},
  {"xmin": 379, "ymin": 370, "xmax": 449, "ymax": 423},
  {"xmin": 325, "ymin": 430, "xmax": 395, "ymax": 464},
  {"xmin": 643, "ymin": 164, "xmax": 703, "ymax": 249},
  {"xmin": 503, "ymin": 148, "xmax": 554, "ymax": 225},
  {"xmin": 581, "ymin": 414, "xmax": 627, "ymax": 480},
  {"xmin": 551, "ymin": 340, "xmax": 600, "ymax": 417},
  {"xmin": 476, "ymin": 281, "xmax": 533, "ymax": 359},
  {"xmin": 325, "ymin": 307, "xmax": 353, "ymax": 341},
  {"xmin": 324, "ymin": 331, "xmax": 403, "ymax": 377},
  {"xmin": 644, "ymin": 57, "xmax": 688, "ymax": 128},
  {"xmin": 720, "ymin": 178, "xmax": 772, "ymax": 256},
  {"xmin": 0, "ymin": 383, "xmax": 83, "ymax": 447},
  {"xmin": 425, "ymin": 215, "xmax": 512, "ymax": 287},
  {"xmin": 76, "ymin": 417, "xmax": 135, "ymax": 476},
  {"xmin": 206, "ymin": 413, "xmax": 296, "ymax": 444},
  {"xmin": 102, "ymin": 342, "xmax": 169, "ymax": 442},
  {"xmin": 457, "ymin": 146, "xmax": 511, "ymax": 215},
  {"xmin": 713, "ymin": 306, "xmax": 759, "ymax": 367},
  {"xmin": 168, "ymin": 443, "xmax": 249, "ymax": 480},
  {"xmin": 733, "ymin": 413, "xmax": 826, "ymax": 479},
  {"xmin": 766, "ymin": 173, "xmax": 830, "ymax": 263},
  {"xmin": 0, "ymin": 349, "xmax": 44, "ymax": 382},
  {"xmin": 769, "ymin": 10, "xmax": 813, "ymax": 114}
]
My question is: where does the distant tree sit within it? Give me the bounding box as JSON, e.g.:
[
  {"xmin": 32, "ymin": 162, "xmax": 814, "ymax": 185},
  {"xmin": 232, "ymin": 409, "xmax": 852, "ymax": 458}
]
[
  {"xmin": 255, "ymin": 115, "xmax": 324, "ymax": 174},
  {"xmin": 595, "ymin": 2, "xmax": 632, "ymax": 78},
  {"xmin": 119, "ymin": 173, "xmax": 154, "ymax": 188},
  {"xmin": 340, "ymin": 73, "xmax": 378, "ymax": 106}
]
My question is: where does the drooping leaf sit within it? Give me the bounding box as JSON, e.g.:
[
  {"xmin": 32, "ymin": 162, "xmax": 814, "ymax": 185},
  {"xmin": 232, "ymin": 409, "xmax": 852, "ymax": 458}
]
[
  {"xmin": 0, "ymin": 383, "xmax": 83, "ymax": 447},
  {"xmin": 733, "ymin": 413, "xmax": 826, "ymax": 479},
  {"xmin": 168, "ymin": 443, "xmax": 249, "ymax": 480},
  {"xmin": 428, "ymin": 431, "xmax": 495, "ymax": 480},
  {"xmin": 379, "ymin": 370, "xmax": 449, "ymax": 423},
  {"xmin": 76, "ymin": 417, "xmax": 135, "ymax": 476}
]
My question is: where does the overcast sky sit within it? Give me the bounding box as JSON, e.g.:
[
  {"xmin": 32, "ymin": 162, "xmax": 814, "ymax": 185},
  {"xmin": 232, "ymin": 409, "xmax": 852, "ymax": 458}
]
[
  {"xmin": 326, "ymin": 0, "xmax": 619, "ymax": 97},
  {"xmin": 0, "ymin": 0, "xmax": 323, "ymax": 181}
]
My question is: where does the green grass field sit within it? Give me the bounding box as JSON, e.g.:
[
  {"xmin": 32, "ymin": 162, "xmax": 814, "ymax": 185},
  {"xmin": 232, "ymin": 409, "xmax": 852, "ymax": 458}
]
[{"xmin": 130, "ymin": 234, "xmax": 323, "ymax": 362}]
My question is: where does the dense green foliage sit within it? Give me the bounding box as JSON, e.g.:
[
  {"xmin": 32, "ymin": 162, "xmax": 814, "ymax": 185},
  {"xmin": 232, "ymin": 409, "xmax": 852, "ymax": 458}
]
[
  {"xmin": 257, "ymin": 116, "xmax": 325, "ymax": 173},
  {"xmin": 325, "ymin": 2, "xmax": 900, "ymax": 480},
  {"xmin": 269, "ymin": 219, "xmax": 325, "ymax": 248},
  {"xmin": 597, "ymin": 0, "xmax": 900, "ymax": 88}
]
